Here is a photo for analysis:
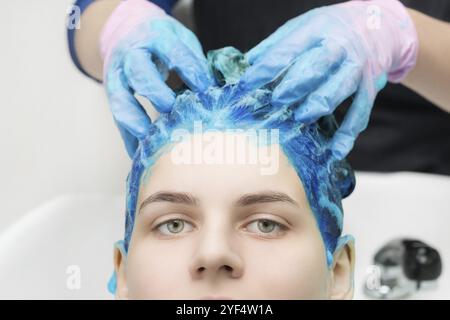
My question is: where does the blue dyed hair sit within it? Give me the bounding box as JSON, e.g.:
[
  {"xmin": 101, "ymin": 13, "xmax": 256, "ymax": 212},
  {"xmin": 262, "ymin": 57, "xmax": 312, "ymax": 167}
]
[{"xmin": 121, "ymin": 47, "xmax": 355, "ymax": 265}]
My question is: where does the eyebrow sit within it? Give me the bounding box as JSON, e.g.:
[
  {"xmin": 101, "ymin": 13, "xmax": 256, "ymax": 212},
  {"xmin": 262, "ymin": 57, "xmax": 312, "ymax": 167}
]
[
  {"xmin": 235, "ymin": 191, "xmax": 299, "ymax": 207},
  {"xmin": 139, "ymin": 190, "xmax": 299, "ymax": 213},
  {"xmin": 139, "ymin": 191, "xmax": 199, "ymax": 212}
]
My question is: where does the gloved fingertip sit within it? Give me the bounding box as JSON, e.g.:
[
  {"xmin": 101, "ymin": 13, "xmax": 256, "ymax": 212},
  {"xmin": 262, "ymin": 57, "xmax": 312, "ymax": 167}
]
[
  {"xmin": 154, "ymin": 103, "xmax": 173, "ymax": 114},
  {"xmin": 271, "ymin": 85, "xmax": 284, "ymax": 103},
  {"xmin": 294, "ymin": 106, "xmax": 311, "ymax": 123},
  {"xmin": 125, "ymin": 142, "xmax": 138, "ymax": 159},
  {"xmin": 236, "ymin": 77, "xmax": 252, "ymax": 94},
  {"xmin": 270, "ymin": 97, "xmax": 283, "ymax": 109},
  {"xmin": 330, "ymin": 136, "xmax": 354, "ymax": 161},
  {"xmin": 195, "ymin": 74, "xmax": 215, "ymax": 92},
  {"xmin": 235, "ymin": 64, "xmax": 257, "ymax": 90},
  {"xmin": 151, "ymin": 93, "xmax": 175, "ymax": 113},
  {"xmin": 118, "ymin": 129, "xmax": 139, "ymax": 158},
  {"xmin": 271, "ymin": 92, "xmax": 296, "ymax": 110},
  {"xmin": 375, "ymin": 72, "xmax": 388, "ymax": 91},
  {"xmin": 331, "ymin": 148, "xmax": 345, "ymax": 161}
]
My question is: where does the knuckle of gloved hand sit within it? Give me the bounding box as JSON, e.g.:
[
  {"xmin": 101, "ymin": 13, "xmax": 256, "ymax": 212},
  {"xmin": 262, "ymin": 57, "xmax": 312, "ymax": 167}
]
[
  {"xmin": 123, "ymin": 52, "xmax": 139, "ymax": 77},
  {"xmin": 322, "ymin": 40, "xmax": 348, "ymax": 65},
  {"xmin": 345, "ymin": 56, "xmax": 364, "ymax": 73},
  {"xmin": 309, "ymin": 93, "xmax": 330, "ymax": 112}
]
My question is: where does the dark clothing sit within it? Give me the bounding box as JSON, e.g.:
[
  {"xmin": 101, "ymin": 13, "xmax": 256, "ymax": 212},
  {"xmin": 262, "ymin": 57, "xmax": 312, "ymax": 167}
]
[{"xmin": 194, "ymin": 0, "xmax": 450, "ymax": 175}]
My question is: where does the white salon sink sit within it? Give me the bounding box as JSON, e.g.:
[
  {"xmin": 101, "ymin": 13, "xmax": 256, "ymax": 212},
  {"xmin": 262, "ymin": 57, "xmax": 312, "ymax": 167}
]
[
  {"xmin": 0, "ymin": 172, "xmax": 449, "ymax": 299},
  {"xmin": 343, "ymin": 172, "xmax": 450, "ymax": 299},
  {"xmin": 0, "ymin": 194, "xmax": 124, "ymax": 299}
]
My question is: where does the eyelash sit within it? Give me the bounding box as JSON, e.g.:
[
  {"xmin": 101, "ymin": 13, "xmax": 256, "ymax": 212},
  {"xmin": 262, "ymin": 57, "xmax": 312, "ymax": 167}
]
[
  {"xmin": 244, "ymin": 219, "xmax": 288, "ymax": 238},
  {"xmin": 153, "ymin": 218, "xmax": 288, "ymax": 238},
  {"xmin": 153, "ymin": 219, "xmax": 194, "ymax": 237}
]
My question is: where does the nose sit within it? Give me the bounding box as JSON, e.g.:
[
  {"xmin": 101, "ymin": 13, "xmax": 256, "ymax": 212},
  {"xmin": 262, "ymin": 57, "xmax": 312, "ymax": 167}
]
[{"xmin": 189, "ymin": 228, "xmax": 244, "ymax": 281}]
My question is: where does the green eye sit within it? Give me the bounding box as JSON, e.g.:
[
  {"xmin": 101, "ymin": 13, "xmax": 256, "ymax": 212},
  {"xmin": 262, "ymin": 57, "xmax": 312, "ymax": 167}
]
[
  {"xmin": 258, "ymin": 219, "xmax": 276, "ymax": 233},
  {"xmin": 246, "ymin": 219, "xmax": 287, "ymax": 237},
  {"xmin": 156, "ymin": 219, "xmax": 193, "ymax": 236},
  {"xmin": 167, "ymin": 219, "xmax": 184, "ymax": 233}
]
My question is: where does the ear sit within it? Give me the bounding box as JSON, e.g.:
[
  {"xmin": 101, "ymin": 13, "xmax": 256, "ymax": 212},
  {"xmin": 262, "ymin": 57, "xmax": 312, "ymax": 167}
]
[
  {"xmin": 330, "ymin": 236, "xmax": 355, "ymax": 300},
  {"xmin": 113, "ymin": 241, "xmax": 129, "ymax": 300}
]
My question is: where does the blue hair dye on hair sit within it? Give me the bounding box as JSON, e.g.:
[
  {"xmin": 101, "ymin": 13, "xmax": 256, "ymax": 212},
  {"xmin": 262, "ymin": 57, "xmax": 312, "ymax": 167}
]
[{"xmin": 119, "ymin": 46, "xmax": 355, "ymax": 269}]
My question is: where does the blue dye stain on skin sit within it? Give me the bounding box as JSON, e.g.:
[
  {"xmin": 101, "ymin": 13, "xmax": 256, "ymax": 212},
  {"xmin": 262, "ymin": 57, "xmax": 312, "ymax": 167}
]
[{"xmin": 108, "ymin": 47, "xmax": 356, "ymax": 294}]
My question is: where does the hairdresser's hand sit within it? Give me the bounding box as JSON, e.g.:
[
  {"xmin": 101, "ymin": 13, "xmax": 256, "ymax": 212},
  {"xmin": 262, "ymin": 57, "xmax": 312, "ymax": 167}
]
[
  {"xmin": 101, "ymin": 0, "xmax": 214, "ymax": 157},
  {"xmin": 239, "ymin": 0, "xmax": 418, "ymax": 159}
]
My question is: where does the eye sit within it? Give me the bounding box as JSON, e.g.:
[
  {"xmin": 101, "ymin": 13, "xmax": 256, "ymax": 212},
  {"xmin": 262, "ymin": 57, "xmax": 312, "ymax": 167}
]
[
  {"xmin": 245, "ymin": 219, "xmax": 287, "ymax": 237},
  {"xmin": 155, "ymin": 219, "xmax": 194, "ymax": 236}
]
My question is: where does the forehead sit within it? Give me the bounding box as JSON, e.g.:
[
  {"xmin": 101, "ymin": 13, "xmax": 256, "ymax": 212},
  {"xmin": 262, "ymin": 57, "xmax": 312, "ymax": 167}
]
[{"xmin": 138, "ymin": 131, "xmax": 309, "ymax": 206}]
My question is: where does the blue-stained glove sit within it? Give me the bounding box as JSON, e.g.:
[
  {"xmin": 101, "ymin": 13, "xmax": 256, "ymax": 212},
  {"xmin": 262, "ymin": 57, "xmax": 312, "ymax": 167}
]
[
  {"xmin": 238, "ymin": 0, "xmax": 418, "ymax": 159},
  {"xmin": 101, "ymin": 0, "xmax": 214, "ymax": 157}
]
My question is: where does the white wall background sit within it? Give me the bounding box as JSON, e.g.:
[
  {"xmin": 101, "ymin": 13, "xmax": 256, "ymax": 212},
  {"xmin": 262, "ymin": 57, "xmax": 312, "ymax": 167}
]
[
  {"xmin": 0, "ymin": 0, "xmax": 194, "ymax": 234},
  {"xmin": 0, "ymin": 0, "xmax": 131, "ymax": 233}
]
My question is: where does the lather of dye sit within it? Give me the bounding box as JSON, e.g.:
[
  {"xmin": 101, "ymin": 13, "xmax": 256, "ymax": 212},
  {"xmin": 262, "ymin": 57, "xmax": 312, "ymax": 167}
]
[{"xmin": 107, "ymin": 47, "xmax": 356, "ymax": 294}]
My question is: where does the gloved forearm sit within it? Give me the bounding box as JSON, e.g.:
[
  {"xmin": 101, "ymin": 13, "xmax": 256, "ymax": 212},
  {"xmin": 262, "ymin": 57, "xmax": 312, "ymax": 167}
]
[
  {"xmin": 75, "ymin": 0, "xmax": 122, "ymax": 81},
  {"xmin": 402, "ymin": 8, "xmax": 450, "ymax": 113},
  {"xmin": 68, "ymin": 0, "xmax": 179, "ymax": 81}
]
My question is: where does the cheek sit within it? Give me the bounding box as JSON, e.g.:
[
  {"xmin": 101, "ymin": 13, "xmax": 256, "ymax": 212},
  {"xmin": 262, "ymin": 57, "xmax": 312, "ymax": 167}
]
[
  {"xmin": 125, "ymin": 239, "xmax": 191, "ymax": 299},
  {"xmin": 243, "ymin": 235, "xmax": 330, "ymax": 299},
  {"xmin": 123, "ymin": 230, "xmax": 331, "ymax": 299}
]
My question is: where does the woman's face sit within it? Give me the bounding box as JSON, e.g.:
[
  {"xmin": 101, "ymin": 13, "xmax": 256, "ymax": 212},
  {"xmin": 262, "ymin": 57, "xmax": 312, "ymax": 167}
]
[{"xmin": 114, "ymin": 132, "xmax": 354, "ymax": 299}]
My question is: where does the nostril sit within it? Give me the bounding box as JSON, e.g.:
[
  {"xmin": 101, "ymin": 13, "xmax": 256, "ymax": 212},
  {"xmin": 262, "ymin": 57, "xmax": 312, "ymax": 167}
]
[{"xmin": 196, "ymin": 265, "xmax": 234, "ymax": 275}]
